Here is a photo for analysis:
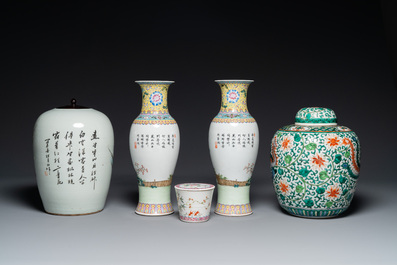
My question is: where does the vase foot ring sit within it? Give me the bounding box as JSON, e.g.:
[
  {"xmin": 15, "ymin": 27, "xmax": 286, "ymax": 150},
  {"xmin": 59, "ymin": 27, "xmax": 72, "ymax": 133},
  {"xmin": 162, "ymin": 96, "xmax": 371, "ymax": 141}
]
[
  {"xmin": 214, "ymin": 203, "xmax": 252, "ymax": 216},
  {"xmin": 135, "ymin": 202, "xmax": 174, "ymax": 216},
  {"xmin": 214, "ymin": 211, "xmax": 253, "ymax": 217},
  {"xmin": 135, "ymin": 210, "xmax": 174, "ymax": 216},
  {"xmin": 45, "ymin": 209, "xmax": 103, "ymax": 216}
]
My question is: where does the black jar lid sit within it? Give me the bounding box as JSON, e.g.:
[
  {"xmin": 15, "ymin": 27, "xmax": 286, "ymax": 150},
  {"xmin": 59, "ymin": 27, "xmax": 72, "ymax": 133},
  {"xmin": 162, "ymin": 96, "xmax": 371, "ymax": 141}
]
[{"xmin": 57, "ymin": 98, "xmax": 89, "ymax": 109}]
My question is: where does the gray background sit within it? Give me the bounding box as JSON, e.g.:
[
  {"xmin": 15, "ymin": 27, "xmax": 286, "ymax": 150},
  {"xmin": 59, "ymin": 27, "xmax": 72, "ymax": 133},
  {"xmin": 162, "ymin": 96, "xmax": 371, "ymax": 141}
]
[{"xmin": 1, "ymin": 1, "xmax": 396, "ymax": 264}]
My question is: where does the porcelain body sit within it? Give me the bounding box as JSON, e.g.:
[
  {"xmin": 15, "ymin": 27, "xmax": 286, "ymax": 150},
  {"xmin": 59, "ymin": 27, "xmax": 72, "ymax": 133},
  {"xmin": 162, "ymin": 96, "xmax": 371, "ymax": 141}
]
[
  {"xmin": 271, "ymin": 107, "xmax": 360, "ymax": 218},
  {"xmin": 175, "ymin": 183, "xmax": 215, "ymax": 222},
  {"xmin": 209, "ymin": 80, "xmax": 259, "ymax": 216},
  {"xmin": 33, "ymin": 105, "xmax": 114, "ymax": 215},
  {"xmin": 130, "ymin": 81, "xmax": 180, "ymax": 216}
]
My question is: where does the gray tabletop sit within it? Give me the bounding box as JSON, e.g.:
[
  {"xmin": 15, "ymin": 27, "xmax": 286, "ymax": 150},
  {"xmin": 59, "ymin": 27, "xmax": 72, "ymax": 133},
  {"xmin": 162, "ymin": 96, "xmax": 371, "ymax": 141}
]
[{"xmin": 1, "ymin": 175, "xmax": 395, "ymax": 265}]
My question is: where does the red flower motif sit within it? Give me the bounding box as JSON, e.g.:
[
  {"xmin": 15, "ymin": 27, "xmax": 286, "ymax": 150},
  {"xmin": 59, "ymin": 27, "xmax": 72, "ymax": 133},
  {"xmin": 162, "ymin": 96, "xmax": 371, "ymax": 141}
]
[
  {"xmin": 312, "ymin": 154, "xmax": 326, "ymax": 168},
  {"xmin": 280, "ymin": 182, "xmax": 289, "ymax": 193},
  {"xmin": 326, "ymin": 185, "xmax": 341, "ymax": 199}
]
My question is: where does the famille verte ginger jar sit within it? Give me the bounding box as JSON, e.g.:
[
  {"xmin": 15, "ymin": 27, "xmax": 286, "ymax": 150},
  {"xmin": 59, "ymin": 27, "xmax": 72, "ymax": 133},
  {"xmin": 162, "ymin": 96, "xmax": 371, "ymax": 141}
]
[
  {"xmin": 129, "ymin": 81, "xmax": 180, "ymax": 216},
  {"xmin": 270, "ymin": 107, "xmax": 360, "ymax": 218},
  {"xmin": 33, "ymin": 99, "xmax": 114, "ymax": 215}
]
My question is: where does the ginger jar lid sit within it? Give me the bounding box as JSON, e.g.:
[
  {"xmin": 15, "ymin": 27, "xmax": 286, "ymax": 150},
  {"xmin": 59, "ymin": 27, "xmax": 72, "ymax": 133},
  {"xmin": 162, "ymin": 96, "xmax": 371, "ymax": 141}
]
[
  {"xmin": 295, "ymin": 107, "xmax": 337, "ymax": 126},
  {"xmin": 57, "ymin": 98, "xmax": 89, "ymax": 109}
]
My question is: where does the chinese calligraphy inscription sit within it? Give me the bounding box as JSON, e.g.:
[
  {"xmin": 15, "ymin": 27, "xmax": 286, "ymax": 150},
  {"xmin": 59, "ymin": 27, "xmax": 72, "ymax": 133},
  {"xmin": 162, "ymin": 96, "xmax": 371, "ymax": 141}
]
[{"xmin": 43, "ymin": 129, "xmax": 100, "ymax": 190}]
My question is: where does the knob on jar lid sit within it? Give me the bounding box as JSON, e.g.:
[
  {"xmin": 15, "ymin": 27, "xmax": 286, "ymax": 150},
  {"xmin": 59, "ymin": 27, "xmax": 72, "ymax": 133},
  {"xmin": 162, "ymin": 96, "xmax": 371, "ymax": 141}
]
[
  {"xmin": 57, "ymin": 98, "xmax": 89, "ymax": 109},
  {"xmin": 295, "ymin": 107, "xmax": 337, "ymax": 126}
]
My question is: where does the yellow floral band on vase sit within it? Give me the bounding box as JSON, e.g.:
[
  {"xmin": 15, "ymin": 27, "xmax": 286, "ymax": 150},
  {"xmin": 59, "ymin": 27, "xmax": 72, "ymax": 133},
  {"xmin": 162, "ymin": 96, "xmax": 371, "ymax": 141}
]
[
  {"xmin": 213, "ymin": 80, "xmax": 256, "ymax": 123},
  {"xmin": 134, "ymin": 81, "xmax": 177, "ymax": 125},
  {"xmin": 138, "ymin": 81, "xmax": 172, "ymax": 114}
]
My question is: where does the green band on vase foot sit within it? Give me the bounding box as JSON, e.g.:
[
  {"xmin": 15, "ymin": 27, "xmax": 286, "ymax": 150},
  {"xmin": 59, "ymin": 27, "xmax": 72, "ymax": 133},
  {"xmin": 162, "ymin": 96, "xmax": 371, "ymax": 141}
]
[
  {"xmin": 216, "ymin": 184, "xmax": 250, "ymax": 204},
  {"xmin": 215, "ymin": 184, "xmax": 252, "ymax": 216},
  {"xmin": 135, "ymin": 186, "xmax": 173, "ymax": 216}
]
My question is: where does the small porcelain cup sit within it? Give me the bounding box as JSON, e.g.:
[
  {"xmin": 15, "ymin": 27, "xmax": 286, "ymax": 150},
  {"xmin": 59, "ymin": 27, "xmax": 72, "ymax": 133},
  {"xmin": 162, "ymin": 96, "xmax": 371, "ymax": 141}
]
[{"xmin": 174, "ymin": 183, "xmax": 215, "ymax": 223}]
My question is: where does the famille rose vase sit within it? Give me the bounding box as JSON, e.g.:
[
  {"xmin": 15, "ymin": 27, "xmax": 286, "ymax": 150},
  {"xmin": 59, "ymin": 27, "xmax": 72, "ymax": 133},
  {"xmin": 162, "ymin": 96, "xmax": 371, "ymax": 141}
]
[
  {"xmin": 33, "ymin": 99, "xmax": 114, "ymax": 215},
  {"xmin": 129, "ymin": 80, "xmax": 180, "ymax": 216},
  {"xmin": 209, "ymin": 80, "xmax": 259, "ymax": 216},
  {"xmin": 270, "ymin": 107, "xmax": 360, "ymax": 218}
]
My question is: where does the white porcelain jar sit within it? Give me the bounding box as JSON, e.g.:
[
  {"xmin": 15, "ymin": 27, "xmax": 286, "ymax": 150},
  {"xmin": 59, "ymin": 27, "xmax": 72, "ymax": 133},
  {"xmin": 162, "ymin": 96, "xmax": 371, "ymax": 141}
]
[
  {"xmin": 209, "ymin": 80, "xmax": 259, "ymax": 216},
  {"xmin": 33, "ymin": 99, "xmax": 114, "ymax": 215},
  {"xmin": 130, "ymin": 81, "xmax": 180, "ymax": 216}
]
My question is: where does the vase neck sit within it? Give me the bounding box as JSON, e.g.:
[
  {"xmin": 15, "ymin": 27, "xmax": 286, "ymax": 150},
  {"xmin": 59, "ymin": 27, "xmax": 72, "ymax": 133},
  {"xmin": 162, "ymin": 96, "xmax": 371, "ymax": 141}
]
[
  {"xmin": 218, "ymin": 81, "xmax": 250, "ymax": 113},
  {"xmin": 138, "ymin": 82, "xmax": 171, "ymax": 114}
]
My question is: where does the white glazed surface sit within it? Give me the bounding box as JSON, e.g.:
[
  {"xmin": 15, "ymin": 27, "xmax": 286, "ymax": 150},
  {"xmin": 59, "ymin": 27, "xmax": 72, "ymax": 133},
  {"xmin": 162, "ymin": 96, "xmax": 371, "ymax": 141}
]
[
  {"xmin": 33, "ymin": 108, "xmax": 114, "ymax": 215},
  {"xmin": 209, "ymin": 122, "xmax": 259, "ymax": 182},
  {"xmin": 130, "ymin": 123, "xmax": 180, "ymax": 182},
  {"xmin": 175, "ymin": 184, "xmax": 215, "ymax": 223}
]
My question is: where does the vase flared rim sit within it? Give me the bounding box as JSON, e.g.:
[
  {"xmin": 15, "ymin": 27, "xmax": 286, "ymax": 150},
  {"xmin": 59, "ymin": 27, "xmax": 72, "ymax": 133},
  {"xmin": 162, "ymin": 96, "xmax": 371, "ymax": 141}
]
[
  {"xmin": 215, "ymin": 79, "xmax": 254, "ymax": 83},
  {"xmin": 135, "ymin": 80, "xmax": 174, "ymax": 84}
]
